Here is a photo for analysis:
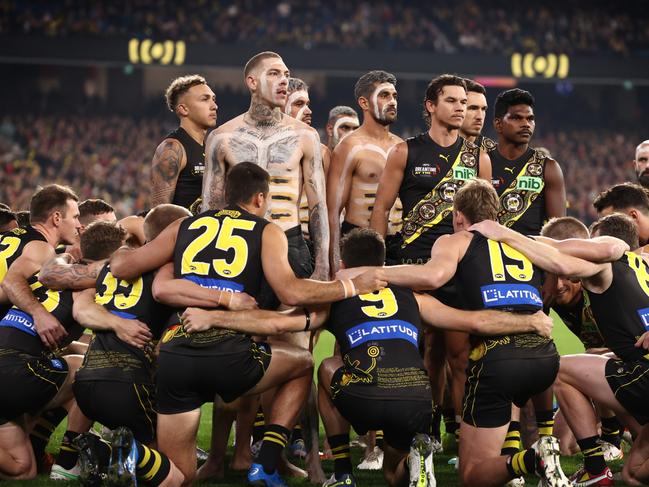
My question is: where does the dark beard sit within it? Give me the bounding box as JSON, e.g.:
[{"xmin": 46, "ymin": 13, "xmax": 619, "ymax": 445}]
[
  {"xmin": 638, "ymin": 173, "xmax": 649, "ymax": 188},
  {"xmin": 373, "ymin": 115, "xmax": 395, "ymax": 126}
]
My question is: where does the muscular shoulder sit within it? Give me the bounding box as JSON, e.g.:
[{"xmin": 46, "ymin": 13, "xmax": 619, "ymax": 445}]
[
  {"xmin": 389, "ymin": 133, "xmax": 404, "ymax": 145},
  {"xmin": 20, "ymin": 239, "xmax": 55, "ymax": 264},
  {"xmin": 213, "ymin": 115, "xmax": 246, "ymax": 135},
  {"xmin": 436, "ymin": 231, "xmax": 473, "ymax": 256},
  {"xmin": 154, "ymin": 137, "xmax": 184, "ymax": 156}
]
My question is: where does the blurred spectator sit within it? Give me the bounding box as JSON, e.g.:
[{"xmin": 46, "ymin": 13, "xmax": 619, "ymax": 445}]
[
  {"xmin": 1, "ymin": 0, "xmax": 647, "ymax": 56},
  {"xmin": 0, "ymin": 113, "xmax": 640, "ymax": 224}
]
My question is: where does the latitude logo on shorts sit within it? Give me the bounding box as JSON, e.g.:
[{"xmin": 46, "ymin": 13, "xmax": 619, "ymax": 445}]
[{"xmin": 480, "ymin": 284, "xmax": 542, "ymax": 308}]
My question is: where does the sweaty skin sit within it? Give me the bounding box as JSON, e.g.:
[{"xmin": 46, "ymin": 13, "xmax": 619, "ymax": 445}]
[
  {"xmin": 327, "ymin": 83, "xmax": 403, "ymax": 271},
  {"xmin": 202, "ymin": 62, "xmax": 330, "ymax": 278}
]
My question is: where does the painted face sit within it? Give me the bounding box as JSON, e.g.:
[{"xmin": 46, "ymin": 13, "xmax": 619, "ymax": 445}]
[
  {"xmin": 258, "ymin": 58, "xmax": 290, "ymax": 108},
  {"xmin": 430, "ymin": 85, "xmax": 467, "ymax": 130},
  {"xmin": 635, "ymin": 144, "xmax": 649, "ymax": 188},
  {"xmin": 285, "ymin": 90, "xmax": 312, "ymax": 125},
  {"xmin": 332, "ymin": 115, "xmax": 359, "ymax": 146},
  {"xmin": 497, "ymin": 104, "xmax": 535, "ymax": 145},
  {"xmin": 58, "ymin": 199, "xmax": 81, "ymax": 245},
  {"xmin": 462, "ymin": 91, "xmax": 487, "ymax": 137},
  {"xmin": 369, "ymin": 83, "xmax": 398, "ymax": 125},
  {"xmin": 180, "ymin": 84, "xmax": 218, "ymax": 129},
  {"xmin": 555, "ymin": 276, "xmax": 582, "ymax": 306}
]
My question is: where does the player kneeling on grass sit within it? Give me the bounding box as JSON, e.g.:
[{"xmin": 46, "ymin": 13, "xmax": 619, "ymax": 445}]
[
  {"xmin": 180, "ymin": 227, "xmax": 554, "ymax": 487},
  {"xmin": 0, "ymin": 220, "xmax": 127, "ymax": 480},
  {"xmin": 71, "ymin": 210, "xmax": 192, "ymax": 487}
]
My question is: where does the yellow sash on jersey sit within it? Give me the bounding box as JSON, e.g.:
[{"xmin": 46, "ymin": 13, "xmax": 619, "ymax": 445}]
[
  {"xmin": 497, "ymin": 149, "xmax": 546, "ymax": 228},
  {"xmin": 401, "ymin": 139, "xmax": 480, "ymax": 248}
]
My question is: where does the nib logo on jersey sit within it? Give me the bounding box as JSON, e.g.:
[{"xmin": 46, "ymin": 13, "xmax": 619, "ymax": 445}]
[
  {"xmin": 346, "ymin": 320, "xmax": 419, "ymax": 348},
  {"xmin": 516, "ymin": 176, "xmax": 543, "ymax": 192},
  {"xmin": 452, "ymin": 166, "xmax": 476, "ymax": 181},
  {"xmin": 183, "ymin": 275, "xmax": 244, "ymax": 293},
  {"xmin": 480, "ymin": 284, "xmax": 542, "ymax": 308},
  {"xmin": 636, "ymin": 307, "xmax": 649, "ymax": 330}
]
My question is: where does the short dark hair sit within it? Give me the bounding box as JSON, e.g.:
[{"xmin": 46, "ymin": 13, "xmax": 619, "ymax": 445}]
[
  {"xmin": 341, "ymin": 228, "xmax": 385, "ymax": 267},
  {"xmin": 244, "ymin": 51, "xmax": 282, "ymax": 78},
  {"xmin": 15, "ymin": 210, "xmax": 30, "ymax": 228},
  {"xmin": 144, "ymin": 204, "xmax": 191, "ymax": 241},
  {"xmin": 0, "ymin": 208, "xmax": 17, "ymax": 228},
  {"xmin": 79, "ymin": 199, "xmax": 115, "ymax": 226},
  {"xmin": 29, "ymin": 184, "xmax": 79, "ymax": 225},
  {"xmin": 354, "ymin": 70, "xmax": 397, "ymax": 101},
  {"xmin": 593, "ymin": 183, "xmax": 649, "ymax": 215},
  {"xmin": 590, "ymin": 213, "xmax": 639, "ymax": 250},
  {"xmin": 541, "ymin": 217, "xmax": 589, "ymax": 240},
  {"xmin": 0, "ymin": 203, "xmax": 10, "ymax": 211},
  {"xmin": 494, "ymin": 88, "xmax": 535, "ymax": 119},
  {"xmin": 464, "ymin": 78, "xmax": 486, "ymax": 95},
  {"xmin": 453, "ymin": 179, "xmax": 499, "ymax": 224},
  {"xmin": 423, "ymin": 74, "xmax": 467, "ymax": 126},
  {"xmin": 287, "ymin": 78, "xmax": 308, "ymax": 94},
  {"xmin": 165, "ymin": 75, "xmax": 208, "ymax": 113},
  {"xmin": 80, "ymin": 221, "xmax": 127, "ymax": 261},
  {"xmin": 225, "ymin": 162, "xmax": 270, "ymax": 207}
]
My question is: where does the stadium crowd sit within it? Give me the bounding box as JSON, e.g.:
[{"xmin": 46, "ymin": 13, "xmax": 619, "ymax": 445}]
[
  {"xmin": 0, "ymin": 114, "xmax": 639, "ymax": 225},
  {"xmin": 2, "ymin": 45, "xmax": 649, "ymax": 487},
  {"xmin": 2, "ymin": 0, "xmax": 649, "ymax": 55}
]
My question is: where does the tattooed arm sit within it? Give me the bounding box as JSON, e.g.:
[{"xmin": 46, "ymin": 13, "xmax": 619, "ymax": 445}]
[
  {"xmin": 201, "ymin": 129, "xmax": 228, "ymax": 211},
  {"xmin": 302, "ymin": 129, "xmax": 330, "ymax": 280},
  {"xmin": 39, "ymin": 253, "xmax": 105, "ymax": 290},
  {"xmin": 150, "ymin": 138, "xmax": 185, "ymax": 207}
]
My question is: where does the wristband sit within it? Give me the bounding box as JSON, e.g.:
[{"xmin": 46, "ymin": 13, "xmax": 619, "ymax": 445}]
[
  {"xmin": 348, "ymin": 279, "xmax": 357, "ymax": 298},
  {"xmin": 220, "ymin": 291, "xmax": 232, "ymax": 308},
  {"xmin": 303, "ymin": 307, "xmax": 311, "ymax": 331}
]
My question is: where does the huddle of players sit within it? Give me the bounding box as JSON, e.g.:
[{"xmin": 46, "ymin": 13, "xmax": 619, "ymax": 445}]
[{"xmin": 1, "ymin": 47, "xmax": 649, "ymax": 487}]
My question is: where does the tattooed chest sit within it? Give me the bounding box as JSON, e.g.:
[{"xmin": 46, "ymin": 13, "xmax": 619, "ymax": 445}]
[{"xmin": 226, "ymin": 129, "xmax": 301, "ymax": 170}]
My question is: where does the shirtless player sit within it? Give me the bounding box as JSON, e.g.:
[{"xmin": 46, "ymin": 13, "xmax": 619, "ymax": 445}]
[
  {"xmin": 202, "ymin": 51, "xmax": 329, "ymax": 281},
  {"xmin": 327, "ymin": 70, "xmax": 403, "ymax": 272}
]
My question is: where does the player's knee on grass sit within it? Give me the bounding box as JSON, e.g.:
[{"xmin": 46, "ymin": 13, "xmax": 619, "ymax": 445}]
[{"xmin": 0, "ymin": 441, "xmax": 36, "ymax": 479}]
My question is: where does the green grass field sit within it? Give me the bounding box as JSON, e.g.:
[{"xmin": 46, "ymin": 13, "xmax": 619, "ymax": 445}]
[{"xmin": 5, "ymin": 314, "xmax": 636, "ymax": 486}]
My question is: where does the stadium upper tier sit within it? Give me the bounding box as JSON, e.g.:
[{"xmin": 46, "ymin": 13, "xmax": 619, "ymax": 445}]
[{"xmin": 2, "ymin": 0, "xmax": 648, "ymax": 56}]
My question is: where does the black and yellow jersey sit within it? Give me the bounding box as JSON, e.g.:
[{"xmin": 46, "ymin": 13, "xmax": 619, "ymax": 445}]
[
  {"xmin": 162, "ymin": 206, "xmax": 270, "ymax": 356},
  {"xmin": 587, "ymin": 252, "xmax": 649, "ymax": 362},
  {"xmin": 0, "ymin": 272, "xmax": 81, "ymax": 356},
  {"xmin": 553, "ymin": 291, "xmax": 604, "ymax": 350},
  {"xmin": 398, "ymin": 134, "xmax": 480, "ymax": 262},
  {"xmin": 327, "ymin": 284, "xmax": 430, "ymax": 401},
  {"xmin": 165, "ymin": 127, "xmax": 205, "ymax": 211},
  {"xmin": 475, "ymin": 134, "xmax": 497, "ymax": 153},
  {"xmin": 0, "ymin": 226, "xmax": 48, "ymax": 317},
  {"xmin": 489, "ymin": 147, "xmax": 547, "ymax": 236},
  {"xmin": 455, "ymin": 231, "xmax": 554, "ymax": 359},
  {"xmin": 76, "ymin": 264, "xmax": 173, "ymax": 384}
]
